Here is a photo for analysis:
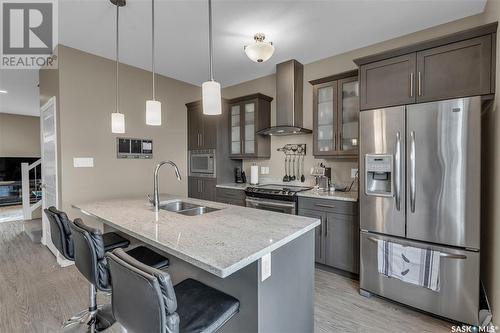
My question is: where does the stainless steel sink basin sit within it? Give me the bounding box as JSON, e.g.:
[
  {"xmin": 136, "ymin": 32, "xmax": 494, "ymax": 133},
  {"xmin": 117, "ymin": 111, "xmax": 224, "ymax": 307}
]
[
  {"xmin": 177, "ymin": 206, "xmax": 220, "ymax": 216},
  {"xmin": 159, "ymin": 200, "xmax": 220, "ymax": 216},
  {"xmin": 160, "ymin": 201, "xmax": 199, "ymax": 212}
]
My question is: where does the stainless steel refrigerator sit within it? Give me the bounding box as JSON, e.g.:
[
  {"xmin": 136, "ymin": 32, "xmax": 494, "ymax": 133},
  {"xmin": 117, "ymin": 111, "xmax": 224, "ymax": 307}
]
[{"xmin": 359, "ymin": 97, "xmax": 481, "ymax": 325}]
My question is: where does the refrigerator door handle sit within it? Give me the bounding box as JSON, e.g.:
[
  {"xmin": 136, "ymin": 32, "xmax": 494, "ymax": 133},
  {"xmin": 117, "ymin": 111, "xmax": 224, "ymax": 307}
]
[
  {"xmin": 366, "ymin": 237, "xmax": 467, "ymax": 259},
  {"xmin": 394, "ymin": 131, "xmax": 401, "ymax": 211},
  {"xmin": 410, "ymin": 131, "xmax": 416, "ymax": 213}
]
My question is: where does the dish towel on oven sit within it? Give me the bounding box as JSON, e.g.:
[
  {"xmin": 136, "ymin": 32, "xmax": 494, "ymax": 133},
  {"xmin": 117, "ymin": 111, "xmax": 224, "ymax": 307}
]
[{"xmin": 377, "ymin": 239, "xmax": 441, "ymax": 291}]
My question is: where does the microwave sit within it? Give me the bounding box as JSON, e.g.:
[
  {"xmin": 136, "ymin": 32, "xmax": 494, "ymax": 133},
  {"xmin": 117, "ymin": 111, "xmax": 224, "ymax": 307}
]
[{"xmin": 189, "ymin": 149, "xmax": 216, "ymax": 178}]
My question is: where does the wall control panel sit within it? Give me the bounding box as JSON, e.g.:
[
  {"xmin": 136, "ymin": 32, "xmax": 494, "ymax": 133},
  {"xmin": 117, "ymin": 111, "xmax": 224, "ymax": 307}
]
[{"xmin": 117, "ymin": 138, "xmax": 153, "ymax": 159}]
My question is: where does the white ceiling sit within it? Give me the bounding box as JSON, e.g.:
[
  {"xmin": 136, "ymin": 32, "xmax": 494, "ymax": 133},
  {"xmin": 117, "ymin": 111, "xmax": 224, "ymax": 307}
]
[
  {"xmin": 0, "ymin": 0, "xmax": 487, "ymax": 117},
  {"xmin": 59, "ymin": 0, "xmax": 486, "ymax": 87},
  {"xmin": 0, "ymin": 70, "xmax": 39, "ymax": 117}
]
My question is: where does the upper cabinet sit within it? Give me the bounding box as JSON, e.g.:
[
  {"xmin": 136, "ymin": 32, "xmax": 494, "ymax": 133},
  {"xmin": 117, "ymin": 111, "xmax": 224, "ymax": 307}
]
[
  {"xmin": 355, "ymin": 22, "xmax": 497, "ymax": 110},
  {"xmin": 228, "ymin": 93, "xmax": 272, "ymax": 159},
  {"xmin": 187, "ymin": 101, "xmax": 218, "ymax": 150},
  {"xmin": 416, "ymin": 35, "xmax": 492, "ymax": 103},
  {"xmin": 359, "ymin": 54, "xmax": 416, "ymax": 110},
  {"xmin": 310, "ymin": 70, "xmax": 359, "ymax": 158}
]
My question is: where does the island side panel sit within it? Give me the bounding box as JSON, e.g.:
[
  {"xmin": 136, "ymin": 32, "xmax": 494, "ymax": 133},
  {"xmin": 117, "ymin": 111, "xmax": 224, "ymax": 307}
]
[
  {"xmin": 257, "ymin": 230, "xmax": 315, "ymax": 333},
  {"xmin": 101, "ymin": 223, "xmax": 260, "ymax": 333}
]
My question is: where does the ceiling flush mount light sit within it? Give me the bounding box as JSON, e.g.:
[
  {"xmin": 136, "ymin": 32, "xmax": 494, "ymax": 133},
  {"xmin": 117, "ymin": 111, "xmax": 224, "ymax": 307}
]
[
  {"xmin": 146, "ymin": 0, "xmax": 161, "ymax": 126},
  {"xmin": 202, "ymin": 0, "xmax": 222, "ymax": 116},
  {"xmin": 244, "ymin": 33, "xmax": 274, "ymax": 63},
  {"xmin": 111, "ymin": 0, "xmax": 126, "ymax": 134},
  {"xmin": 0, "ymin": 90, "xmax": 7, "ymax": 94}
]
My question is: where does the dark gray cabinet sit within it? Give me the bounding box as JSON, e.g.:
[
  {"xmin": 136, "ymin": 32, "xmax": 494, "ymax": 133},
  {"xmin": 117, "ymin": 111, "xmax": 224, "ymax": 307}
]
[
  {"xmin": 359, "ymin": 54, "xmax": 416, "ymax": 110},
  {"xmin": 229, "ymin": 94, "xmax": 272, "ymax": 159},
  {"xmin": 298, "ymin": 197, "xmax": 359, "ymax": 274},
  {"xmin": 298, "ymin": 209, "xmax": 325, "ymax": 265},
  {"xmin": 310, "ymin": 70, "xmax": 359, "ymax": 158},
  {"xmin": 416, "ymin": 35, "xmax": 492, "ymax": 103},
  {"xmin": 187, "ymin": 102, "xmax": 217, "ymax": 150},
  {"xmin": 188, "ymin": 177, "xmax": 216, "ymax": 201},
  {"xmin": 355, "ymin": 23, "xmax": 497, "ymax": 110},
  {"xmin": 215, "ymin": 187, "xmax": 246, "ymax": 206}
]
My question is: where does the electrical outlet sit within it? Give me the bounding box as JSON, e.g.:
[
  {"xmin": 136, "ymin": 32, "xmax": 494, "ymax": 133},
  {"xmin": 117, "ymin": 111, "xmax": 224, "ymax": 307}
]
[
  {"xmin": 261, "ymin": 166, "xmax": 270, "ymax": 175},
  {"xmin": 351, "ymin": 168, "xmax": 358, "ymax": 178},
  {"xmin": 261, "ymin": 253, "xmax": 271, "ymax": 281}
]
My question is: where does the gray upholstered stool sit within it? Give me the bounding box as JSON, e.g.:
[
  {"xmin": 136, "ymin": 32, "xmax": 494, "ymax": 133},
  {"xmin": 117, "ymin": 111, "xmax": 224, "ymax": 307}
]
[
  {"xmin": 44, "ymin": 207, "xmax": 130, "ymax": 330},
  {"xmin": 70, "ymin": 218, "xmax": 169, "ymax": 332},
  {"xmin": 107, "ymin": 248, "xmax": 240, "ymax": 333}
]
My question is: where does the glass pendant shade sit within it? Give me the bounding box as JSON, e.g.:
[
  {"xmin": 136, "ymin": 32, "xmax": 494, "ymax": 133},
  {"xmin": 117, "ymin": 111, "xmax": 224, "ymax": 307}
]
[
  {"xmin": 146, "ymin": 100, "xmax": 162, "ymax": 125},
  {"xmin": 202, "ymin": 80, "xmax": 222, "ymax": 115},
  {"xmin": 111, "ymin": 112, "xmax": 125, "ymax": 133},
  {"xmin": 245, "ymin": 34, "xmax": 274, "ymax": 63}
]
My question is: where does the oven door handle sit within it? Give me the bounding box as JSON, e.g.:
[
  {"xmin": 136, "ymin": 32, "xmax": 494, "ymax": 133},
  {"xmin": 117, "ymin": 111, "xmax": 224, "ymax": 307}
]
[{"xmin": 245, "ymin": 198, "xmax": 296, "ymax": 209}]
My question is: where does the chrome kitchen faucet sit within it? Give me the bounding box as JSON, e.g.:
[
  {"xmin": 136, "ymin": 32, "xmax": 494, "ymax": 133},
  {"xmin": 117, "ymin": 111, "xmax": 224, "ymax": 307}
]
[{"xmin": 152, "ymin": 161, "xmax": 182, "ymax": 212}]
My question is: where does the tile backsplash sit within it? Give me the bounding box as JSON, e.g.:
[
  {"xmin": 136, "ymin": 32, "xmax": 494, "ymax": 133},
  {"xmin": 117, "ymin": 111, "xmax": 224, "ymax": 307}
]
[{"xmin": 241, "ymin": 135, "xmax": 359, "ymax": 191}]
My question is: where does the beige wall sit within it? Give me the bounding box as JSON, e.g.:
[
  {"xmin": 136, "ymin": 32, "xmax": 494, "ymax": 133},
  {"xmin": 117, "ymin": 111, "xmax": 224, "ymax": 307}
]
[
  {"xmin": 44, "ymin": 46, "xmax": 200, "ymax": 215},
  {"xmin": 223, "ymin": 6, "xmax": 500, "ymax": 320},
  {"xmin": 480, "ymin": 0, "xmax": 500, "ymax": 323},
  {"xmin": 0, "ymin": 113, "xmax": 40, "ymax": 157},
  {"xmin": 223, "ymin": 13, "xmax": 485, "ymax": 189}
]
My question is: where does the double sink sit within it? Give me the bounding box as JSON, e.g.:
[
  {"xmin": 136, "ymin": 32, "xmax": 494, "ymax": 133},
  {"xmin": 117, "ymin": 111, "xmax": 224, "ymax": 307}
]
[{"xmin": 159, "ymin": 200, "xmax": 220, "ymax": 216}]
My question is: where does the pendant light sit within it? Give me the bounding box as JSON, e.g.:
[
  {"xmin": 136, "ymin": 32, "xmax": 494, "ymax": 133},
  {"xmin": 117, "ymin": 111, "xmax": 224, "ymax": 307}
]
[
  {"xmin": 202, "ymin": 0, "xmax": 222, "ymax": 116},
  {"xmin": 111, "ymin": 0, "xmax": 126, "ymax": 134},
  {"xmin": 146, "ymin": 0, "xmax": 161, "ymax": 126}
]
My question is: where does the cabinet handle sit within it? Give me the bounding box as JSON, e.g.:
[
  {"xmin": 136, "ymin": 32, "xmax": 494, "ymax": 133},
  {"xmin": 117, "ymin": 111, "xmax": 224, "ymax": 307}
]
[
  {"xmin": 410, "ymin": 72, "xmax": 414, "ymax": 97},
  {"xmin": 325, "ymin": 216, "xmax": 328, "ymax": 237},
  {"xmin": 418, "ymin": 71, "xmax": 422, "ymax": 96},
  {"xmin": 197, "ymin": 133, "xmax": 201, "ymax": 147},
  {"xmin": 315, "ymin": 203, "xmax": 336, "ymax": 209}
]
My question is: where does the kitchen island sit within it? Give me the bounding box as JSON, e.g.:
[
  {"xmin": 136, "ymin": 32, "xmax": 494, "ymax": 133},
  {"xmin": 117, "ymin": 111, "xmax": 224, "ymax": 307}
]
[{"xmin": 73, "ymin": 195, "xmax": 320, "ymax": 333}]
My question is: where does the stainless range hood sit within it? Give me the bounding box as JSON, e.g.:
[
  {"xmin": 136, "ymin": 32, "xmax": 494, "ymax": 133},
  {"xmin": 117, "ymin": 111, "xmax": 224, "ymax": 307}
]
[{"xmin": 257, "ymin": 59, "xmax": 312, "ymax": 136}]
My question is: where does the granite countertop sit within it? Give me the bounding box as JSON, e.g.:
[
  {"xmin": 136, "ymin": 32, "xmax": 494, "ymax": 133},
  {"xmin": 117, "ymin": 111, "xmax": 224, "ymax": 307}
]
[
  {"xmin": 215, "ymin": 183, "xmax": 248, "ymax": 190},
  {"xmin": 73, "ymin": 195, "xmax": 320, "ymax": 278},
  {"xmin": 297, "ymin": 189, "xmax": 358, "ymax": 202}
]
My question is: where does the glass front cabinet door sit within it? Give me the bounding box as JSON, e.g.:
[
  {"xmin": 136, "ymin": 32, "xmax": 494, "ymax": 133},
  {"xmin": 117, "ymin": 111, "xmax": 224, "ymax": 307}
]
[
  {"xmin": 228, "ymin": 94, "xmax": 272, "ymax": 159},
  {"xmin": 313, "ymin": 82, "xmax": 337, "ymax": 156},
  {"xmin": 230, "ymin": 104, "xmax": 241, "ymax": 155},
  {"xmin": 312, "ymin": 71, "xmax": 359, "ymax": 158}
]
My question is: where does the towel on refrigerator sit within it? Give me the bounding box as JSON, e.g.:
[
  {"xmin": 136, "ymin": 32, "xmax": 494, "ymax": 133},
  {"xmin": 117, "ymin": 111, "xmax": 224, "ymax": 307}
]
[{"xmin": 377, "ymin": 239, "xmax": 441, "ymax": 291}]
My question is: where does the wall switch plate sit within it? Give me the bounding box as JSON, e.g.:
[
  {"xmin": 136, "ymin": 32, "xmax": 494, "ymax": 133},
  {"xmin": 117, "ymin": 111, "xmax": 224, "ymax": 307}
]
[
  {"xmin": 73, "ymin": 157, "xmax": 94, "ymax": 168},
  {"xmin": 351, "ymin": 168, "xmax": 358, "ymax": 178},
  {"xmin": 261, "ymin": 253, "xmax": 271, "ymax": 281}
]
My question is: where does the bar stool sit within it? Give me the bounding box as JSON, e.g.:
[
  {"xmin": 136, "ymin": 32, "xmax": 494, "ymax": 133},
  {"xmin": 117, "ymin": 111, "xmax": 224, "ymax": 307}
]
[
  {"xmin": 44, "ymin": 206, "xmax": 131, "ymax": 260},
  {"xmin": 69, "ymin": 218, "xmax": 169, "ymax": 332},
  {"xmin": 107, "ymin": 248, "xmax": 240, "ymax": 333},
  {"xmin": 44, "ymin": 207, "xmax": 131, "ymax": 329}
]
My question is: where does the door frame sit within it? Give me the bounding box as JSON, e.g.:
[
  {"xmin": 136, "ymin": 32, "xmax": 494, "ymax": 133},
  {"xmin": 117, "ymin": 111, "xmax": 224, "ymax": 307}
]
[{"xmin": 40, "ymin": 97, "xmax": 71, "ymax": 267}]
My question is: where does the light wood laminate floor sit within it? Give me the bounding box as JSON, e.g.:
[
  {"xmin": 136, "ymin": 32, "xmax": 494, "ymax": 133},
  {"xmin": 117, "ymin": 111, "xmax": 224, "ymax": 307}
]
[
  {"xmin": 0, "ymin": 205, "xmax": 23, "ymax": 223},
  {"xmin": 0, "ymin": 221, "xmax": 453, "ymax": 333}
]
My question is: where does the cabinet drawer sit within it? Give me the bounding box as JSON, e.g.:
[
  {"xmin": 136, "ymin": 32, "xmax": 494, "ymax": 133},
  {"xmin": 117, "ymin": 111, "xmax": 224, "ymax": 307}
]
[
  {"xmin": 298, "ymin": 197, "xmax": 358, "ymax": 215},
  {"xmin": 216, "ymin": 188, "xmax": 246, "ymax": 200}
]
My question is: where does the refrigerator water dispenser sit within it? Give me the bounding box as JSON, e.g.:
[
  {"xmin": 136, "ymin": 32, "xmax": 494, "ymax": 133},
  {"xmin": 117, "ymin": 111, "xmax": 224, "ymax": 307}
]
[{"xmin": 365, "ymin": 154, "xmax": 393, "ymax": 197}]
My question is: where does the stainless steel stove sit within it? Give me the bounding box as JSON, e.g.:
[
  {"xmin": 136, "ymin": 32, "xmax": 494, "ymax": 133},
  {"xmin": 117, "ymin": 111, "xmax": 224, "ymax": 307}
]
[{"xmin": 245, "ymin": 184, "xmax": 312, "ymax": 214}]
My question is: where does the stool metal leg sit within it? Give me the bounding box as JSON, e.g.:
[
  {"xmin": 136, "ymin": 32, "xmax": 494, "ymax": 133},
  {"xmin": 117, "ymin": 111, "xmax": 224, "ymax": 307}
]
[{"xmin": 62, "ymin": 284, "xmax": 99, "ymax": 332}]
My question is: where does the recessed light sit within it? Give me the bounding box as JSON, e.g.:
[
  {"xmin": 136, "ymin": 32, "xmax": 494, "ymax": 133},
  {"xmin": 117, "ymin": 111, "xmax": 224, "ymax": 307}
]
[{"xmin": 0, "ymin": 90, "xmax": 7, "ymax": 94}]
